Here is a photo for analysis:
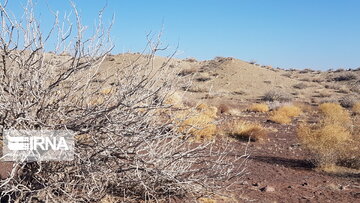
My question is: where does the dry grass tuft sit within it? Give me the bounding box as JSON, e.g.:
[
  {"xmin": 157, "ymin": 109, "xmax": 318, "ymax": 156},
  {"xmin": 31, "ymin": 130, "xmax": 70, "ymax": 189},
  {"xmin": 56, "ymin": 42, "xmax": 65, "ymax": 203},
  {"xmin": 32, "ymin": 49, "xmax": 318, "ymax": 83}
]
[
  {"xmin": 248, "ymin": 103, "xmax": 269, "ymax": 113},
  {"xmin": 174, "ymin": 103, "xmax": 218, "ymax": 141},
  {"xmin": 352, "ymin": 103, "xmax": 360, "ymax": 114},
  {"xmin": 297, "ymin": 102, "xmax": 360, "ymax": 171},
  {"xmin": 297, "ymin": 123, "xmax": 351, "ymax": 166},
  {"xmin": 222, "ymin": 120, "xmax": 268, "ymax": 142},
  {"xmin": 269, "ymin": 105, "xmax": 302, "ymax": 124},
  {"xmin": 198, "ymin": 197, "xmax": 217, "ymax": 203},
  {"xmin": 164, "ymin": 92, "xmax": 184, "ymax": 108},
  {"xmin": 318, "ymin": 103, "xmax": 351, "ymax": 125},
  {"xmin": 269, "ymin": 112, "xmax": 292, "ymax": 124},
  {"xmin": 100, "ymin": 86, "xmax": 113, "ymax": 95}
]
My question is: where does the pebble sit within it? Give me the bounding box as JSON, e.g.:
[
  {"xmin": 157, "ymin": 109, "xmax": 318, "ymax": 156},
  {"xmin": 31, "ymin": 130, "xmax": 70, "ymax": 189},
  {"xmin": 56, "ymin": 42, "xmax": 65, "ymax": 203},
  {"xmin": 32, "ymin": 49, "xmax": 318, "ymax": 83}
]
[{"xmin": 260, "ymin": 185, "xmax": 275, "ymax": 192}]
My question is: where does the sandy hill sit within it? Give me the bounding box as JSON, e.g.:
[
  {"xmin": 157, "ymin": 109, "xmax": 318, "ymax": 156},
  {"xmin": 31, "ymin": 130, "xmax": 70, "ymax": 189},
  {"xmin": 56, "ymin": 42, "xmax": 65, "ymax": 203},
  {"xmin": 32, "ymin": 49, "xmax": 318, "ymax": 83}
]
[{"xmin": 101, "ymin": 54, "xmax": 360, "ymax": 106}]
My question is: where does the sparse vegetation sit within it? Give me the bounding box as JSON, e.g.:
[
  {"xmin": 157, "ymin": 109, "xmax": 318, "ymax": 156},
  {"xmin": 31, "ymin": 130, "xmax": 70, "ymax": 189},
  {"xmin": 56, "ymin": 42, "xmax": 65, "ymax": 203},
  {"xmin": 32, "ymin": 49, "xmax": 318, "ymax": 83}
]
[
  {"xmin": 297, "ymin": 103, "xmax": 360, "ymax": 170},
  {"xmin": 339, "ymin": 96, "xmax": 357, "ymax": 108},
  {"xmin": 269, "ymin": 105, "xmax": 302, "ymax": 124},
  {"xmin": 222, "ymin": 120, "xmax": 268, "ymax": 142},
  {"xmin": 293, "ymin": 83, "xmax": 308, "ymax": 89},
  {"xmin": 248, "ymin": 103, "xmax": 269, "ymax": 113},
  {"xmin": 178, "ymin": 67, "xmax": 197, "ymax": 76},
  {"xmin": 318, "ymin": 103, "xmax": 351, "ymax": 125},
  {"xmin": 333, "ymin": 72, "xmax": 357, "ymax": 81},
  {"xmin": 176, "ymin": 103, "xmax": 218, "ymax": 140},
  {"xmin": 0, "ymin": 2, "xmax": 247, "ymax": 201},
  {"xmin": 262, "ymin": 90, "xmax": 292, "ymax": 102},
  {"xmin": 352, "ymin": 103, "xmax": 360, "ymax": 114}
]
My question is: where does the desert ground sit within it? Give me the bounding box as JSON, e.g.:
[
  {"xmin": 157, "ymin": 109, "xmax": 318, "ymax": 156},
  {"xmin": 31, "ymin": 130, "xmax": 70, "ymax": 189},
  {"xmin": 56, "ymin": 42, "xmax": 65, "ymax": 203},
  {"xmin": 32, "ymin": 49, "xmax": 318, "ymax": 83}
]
[
  {"xmin": 1, "ymin": 53, "xmax": 360, "ymax": 202},
  {"xmin": 107, "ymin": 54, "xmax": 360, "ymax": 202}
]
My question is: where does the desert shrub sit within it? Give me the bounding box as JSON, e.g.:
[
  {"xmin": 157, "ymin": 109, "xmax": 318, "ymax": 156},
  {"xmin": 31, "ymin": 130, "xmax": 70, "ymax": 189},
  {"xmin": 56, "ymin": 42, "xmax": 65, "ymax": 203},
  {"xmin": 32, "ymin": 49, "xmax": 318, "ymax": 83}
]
[
  {"xmin": 352, "ymin": 103, "xmax": 360, "ymax": 114},
  {"xmin": 350, "ymin": 80, "xmax": 360, "ymax": 93},
  {"xmin": 196, "ymin": 76, "xmax": 212, "ymax": 82},
  {"xmin": 297, "ymin": 123, "xmax": 353, "ymax": 166},
  {"xmin": 281, "ymin": 73, "xmax": 292, "ymax": 78},
  {"xmin": 178, "ymin": 68, "xmax": 197, "ymax": 76},
  {"xmin": 269, "ymin": 105, "xmax": 302, "ymax": 124},
  {"xmin": 339, "ymin": 96, "xmax": 357, "ymax": 108},
  {"xmin": 299, "ymin": 78, "xmax": 311, "ymax": 82},
  {"xmin": 297, "ymin": 104, "xmax": 360, "ymax": 168},
  {"xmin": 185, "ymin": 57, "xmax": 197, "ymax": 63},
  {"xmin": 297, "ymin": 103, "xmax": 360, "ymax": 169},
  {"xmin": 262, "ymin": 90, "xmax": 292, "ymax": 102},
  {"xmin": 164, "ymin": 92, "xmax": 185, "ymax": 108},
  {"xmin": 218, "ymin": 103, "xmax": 231, "ymax": 114},
  {"xmin": 222, "ymin": 120, "xmax": 267, "ymax": 142},
  {"xmin": 269, "ymin": 113, "xmax": 292, "ymax": 124},
  {"xmin": 248, "ymin": 103, "xmax": 269, "ymax": 113},
  {"xmin": 334, "ymin": 68, "xmax": 345, "ymax": 72},
  {"xmin": 0, "ymin": 2, "xmax": 247, "ymax": 202},
  {"xmin": 312, "ymin": 78, "xmax": 324, "ymax": 83},
  {"xmin": 172, "ymin": 103, "xmax": 218, "ymax": 141},
  {"xmin": 249, "ymin": 60, "xmax": 256, "ymax": 64},
  {"xmin": 318, "ymin": 103, "xmax": 351, "ymax": 125},
  {"xmin": 333, "ymin": 72, "xmax": 357, "ymax": 81},
  {"xmin": 292, "ymin": 83, "xmax": 308, "ymax": 89}
]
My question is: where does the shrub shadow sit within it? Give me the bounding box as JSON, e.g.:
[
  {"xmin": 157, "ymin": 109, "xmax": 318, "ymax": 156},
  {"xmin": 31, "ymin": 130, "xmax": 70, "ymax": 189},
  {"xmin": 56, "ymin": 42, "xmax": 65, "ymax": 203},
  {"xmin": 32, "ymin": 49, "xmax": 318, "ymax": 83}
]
[{"xmin": 249, "ymin": 155, "xmax": 315, "ymax": 170}]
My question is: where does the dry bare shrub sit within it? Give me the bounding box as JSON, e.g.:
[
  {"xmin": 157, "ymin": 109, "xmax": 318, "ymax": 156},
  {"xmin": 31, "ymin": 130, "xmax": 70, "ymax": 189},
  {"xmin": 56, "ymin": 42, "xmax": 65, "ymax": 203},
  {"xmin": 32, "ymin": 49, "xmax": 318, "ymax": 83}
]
[
  {"xmin": 339, "ymin": 96, "xmax": 357, "ymax": 108},
  {"xmin": 269, "ymin": 105, "xmax": 302, "ymax": 124},
  {"xmin": 333, "ymin": 72, "xmax": 357, "ymax": 81},
  {"xmin": 312, "ymin": 78, "xmax": 324, "ymax": 83},
  {"xmin": 183, "ymin": 85, "xmax": 208, "ymax": 93},
  {"xmin": 0, "ymin": 1, "xmax": 247, "ymax": 201},
  {"xmin": 222, "ymin": 120, "xmax": 268, "ymax": 142},
  {"xmin": 178, "ymin": 67, "xmax": 197, "ymax": 76},
  {"xmin": 217, "ymin": 103, "xmax": 231, "ymax": 114},
  {"xmin": 315, "ymin": 90, "xmax": 332, "ymax": 98},
  {"xmin": 247, "ymin": 103, "xmax": 269, "ymax": 113},
  {"xmin": 262, "ymin": 90, "xmax": 292, "ymax": 102},
  {"xmin": 299, "ymin": 77, "xmax": 311, "ymax": 82},
  {"xmin": 281, "ymin": 73, "xmax": 292, "ymax": 78},
  {"xmin": 350, "ymin": 80, "xmax": 360, "ymax": 93},
  {"xmin": 196, "ymin": 76, "xmax": 212, "ymax": 82},
  {"xmin": 292, "ymin": 83, "xmax": 308, "ymax": 89},
  {"xmin": 184, "ymin": 57, "xmax": 197, "ymax": 63}
]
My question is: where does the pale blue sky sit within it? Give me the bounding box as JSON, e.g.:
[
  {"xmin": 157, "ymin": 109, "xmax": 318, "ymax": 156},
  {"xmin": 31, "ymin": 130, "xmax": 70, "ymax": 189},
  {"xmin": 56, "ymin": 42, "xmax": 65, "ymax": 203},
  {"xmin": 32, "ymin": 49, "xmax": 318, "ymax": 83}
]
[{"xmin": 5, "ymin": 0, "xmax": 360, "ymax": 70}]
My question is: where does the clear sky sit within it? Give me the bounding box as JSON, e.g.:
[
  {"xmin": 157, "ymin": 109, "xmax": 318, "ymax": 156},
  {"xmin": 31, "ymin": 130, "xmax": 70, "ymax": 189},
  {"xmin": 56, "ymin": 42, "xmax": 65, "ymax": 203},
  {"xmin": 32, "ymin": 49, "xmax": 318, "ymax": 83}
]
[{"xmin": 4, "ymin": 0, "xmax": 360, "ymax": 70}]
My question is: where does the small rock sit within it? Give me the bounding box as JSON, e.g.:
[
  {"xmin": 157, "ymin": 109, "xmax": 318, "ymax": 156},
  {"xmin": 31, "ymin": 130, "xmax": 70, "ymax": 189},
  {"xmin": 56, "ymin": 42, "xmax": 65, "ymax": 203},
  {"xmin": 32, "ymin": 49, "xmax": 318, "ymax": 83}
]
[
  {"xmin": 260, "ymin": 186, "xmax": 275, "ymax": 192},
  {"xmin": 252, "ymin": 183, "xmax": 259, "ymax": 187}
]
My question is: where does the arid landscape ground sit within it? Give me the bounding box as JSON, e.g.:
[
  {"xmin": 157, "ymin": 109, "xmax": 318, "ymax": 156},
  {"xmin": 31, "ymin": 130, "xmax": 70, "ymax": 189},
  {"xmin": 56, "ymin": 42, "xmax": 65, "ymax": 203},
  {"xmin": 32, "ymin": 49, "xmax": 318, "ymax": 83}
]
[
  {"xmin": 1, "ymin": 52, "xmax": 360, "ymax": 202},
  {"xmin": 103, "ymin": 54, "xmax": 360, "ymax": 202}
]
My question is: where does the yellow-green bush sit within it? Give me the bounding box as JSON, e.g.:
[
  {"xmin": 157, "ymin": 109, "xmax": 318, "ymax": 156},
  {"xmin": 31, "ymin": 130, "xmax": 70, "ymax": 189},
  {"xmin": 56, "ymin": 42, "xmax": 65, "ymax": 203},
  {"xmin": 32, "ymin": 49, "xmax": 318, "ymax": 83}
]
[
  {"xmin": 318, "ymin": 103, "xmax": 350, "ymax": 125},
  {"xmin": 297, "ymin": 103, "xmax": 360, "ymax": 170},
  {"xmin": 174, "ymin": 103, "xmax": 218, "ymax": 141},
  {"xmin": 269, "ymin": 105, "xmax": 302, "ymax": 124},
  {"xmin": 352, "ymin": 102, "xmax": 360, "ymax": 114},
  {"xmin": 248, "ymin": 103, "xmax": 269, "ymax": 113},
  {"xmin": 222, "ymin": 120, "xmax": 267, "ymax": 142}
]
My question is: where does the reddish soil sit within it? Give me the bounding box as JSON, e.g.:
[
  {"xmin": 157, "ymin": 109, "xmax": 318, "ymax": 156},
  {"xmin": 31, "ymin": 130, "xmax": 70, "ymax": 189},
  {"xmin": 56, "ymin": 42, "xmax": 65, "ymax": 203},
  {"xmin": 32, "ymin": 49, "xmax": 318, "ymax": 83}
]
[
  {"xmin": 230, "ymin": 112, "xmax": 360, "ymax": 203},
  {"xmin": 1, "ymin": 110, "xmax": 360, "ymax": 202}
]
